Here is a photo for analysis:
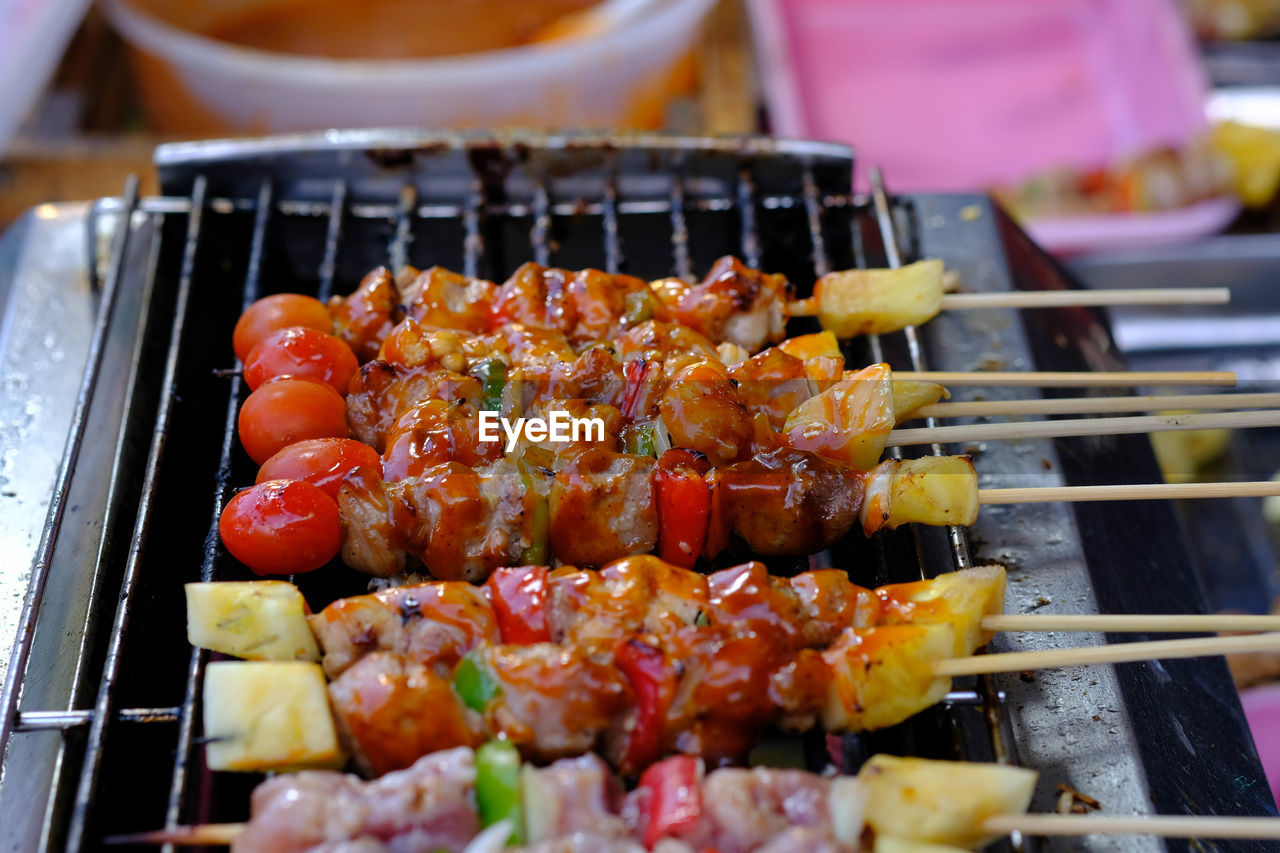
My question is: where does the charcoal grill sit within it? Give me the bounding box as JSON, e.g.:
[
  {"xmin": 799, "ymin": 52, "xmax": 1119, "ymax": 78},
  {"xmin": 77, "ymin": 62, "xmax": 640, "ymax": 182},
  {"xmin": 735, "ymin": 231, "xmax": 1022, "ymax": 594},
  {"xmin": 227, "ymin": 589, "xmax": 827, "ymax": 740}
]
[{"xmin": 0, "ymin": 130, "xmax": 1274, "ymax": 852}]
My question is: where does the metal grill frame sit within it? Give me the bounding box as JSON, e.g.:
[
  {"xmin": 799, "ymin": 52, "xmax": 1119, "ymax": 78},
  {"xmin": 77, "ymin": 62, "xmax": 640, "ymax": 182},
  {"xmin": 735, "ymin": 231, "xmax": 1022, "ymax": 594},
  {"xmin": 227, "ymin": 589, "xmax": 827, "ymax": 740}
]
[{"xmin": 0, "ymin": 130, "xmax": 1270, "ymax": 851}]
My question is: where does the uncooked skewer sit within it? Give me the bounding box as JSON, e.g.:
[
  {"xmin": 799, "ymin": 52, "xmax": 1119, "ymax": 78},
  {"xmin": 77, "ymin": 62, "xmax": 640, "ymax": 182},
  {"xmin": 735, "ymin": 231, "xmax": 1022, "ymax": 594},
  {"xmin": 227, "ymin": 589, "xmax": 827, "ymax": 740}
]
[
  {"xmin": 898, "ymin": 370, "xmax": 1235, "ymax": 388},
  {"xmin": 983, "ymin": 613, "xmax": 1280, "ymax": 633},
  {"xmin": 984, "ymin": 814, "xmax": 1280, "ymax": 840},
  {"xmin": 788, "ymin": 287, "xmax": 1230, "ymax": 317},
  {"xmin": 886, "ymin": 409, "xmax": 1280, "ymax": 448},
  {"xmin": 935, "ymin": 631, "xmax": 1280, "ymax": 677},
  {"xmin": 913, "ymin": 391, "xmax": 1280, "ymax": 419},
  {"xmin": 979, "ymin": 480, "xmax": 1280, "ymax": 505}
]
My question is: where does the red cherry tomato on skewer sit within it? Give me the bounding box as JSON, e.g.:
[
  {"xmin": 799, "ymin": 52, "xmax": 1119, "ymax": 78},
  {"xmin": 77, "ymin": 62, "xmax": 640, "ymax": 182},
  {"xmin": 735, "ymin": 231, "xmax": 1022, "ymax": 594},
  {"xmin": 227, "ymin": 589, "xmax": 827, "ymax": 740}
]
[
  {"xmin": 219, "ymin": 480, "xmax": 341, "ymax": 575},
  {"xmin": 238, "ymin": 377, "xmax": 349, "ymax": 465},
  {"xmin": 256, "ymin": 437, "xmax": 382, "ymax": 499},
  {"xmin": 244, "ymin": 327, "xmax": 359, "ymax": 394},
  {"xmin": 233, "ymin": 294, "xmax": 332, "ymax": 362}
]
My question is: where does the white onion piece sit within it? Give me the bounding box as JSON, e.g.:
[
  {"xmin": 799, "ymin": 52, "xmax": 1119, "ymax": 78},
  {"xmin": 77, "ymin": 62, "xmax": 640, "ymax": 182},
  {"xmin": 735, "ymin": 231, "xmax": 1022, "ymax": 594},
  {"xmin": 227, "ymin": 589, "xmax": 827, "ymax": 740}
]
[
  {"xmin": 829, "ymin": 775, "xmax": 869, "ymax": 845},
  {"xmin": 462, "ymin": 819, "xmax": 514, "ymax": 853}
]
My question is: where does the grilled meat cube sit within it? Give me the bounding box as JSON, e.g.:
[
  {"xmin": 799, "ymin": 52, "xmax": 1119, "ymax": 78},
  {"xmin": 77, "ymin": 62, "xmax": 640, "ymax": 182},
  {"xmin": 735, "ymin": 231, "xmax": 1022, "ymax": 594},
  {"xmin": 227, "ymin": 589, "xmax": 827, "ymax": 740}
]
[
  {"xmin": 309, "ymin": 582, "xmax": 498, "ymax": 679},
  {"xmin": 388, "ymin": 459, "xmax": 526, "ymax": 582},
  {"xmin": 650, "ymin": 256, "xmax": 789, "ymax": 353},
  {"xmin": 327, "ymin": 652, "xmax": 487, "ymax": 777},
  {"xmin": 402, "ymin": 266, "xmax": 497, "ymax": 334},
  {"xmin": 347, "ymin": 360, "xmax": 482, "ymax": 452},
  {"xmin": 549, "ymin": 449, "xmax": 658, "ymax": 568},
  {"xmin": 329, "ymin": 266, "xmax": 404, "ymax": 363},
  {"xmin": 479, "ymin": 643, "xmax": 630, "ymax": 762},
  {"xmin": 335, "ymin": 467, "xmax": 407, "ymax": 578},
  {"xmin": 714, "ymin": 447, "xmax": 864, "ymax": 555}
]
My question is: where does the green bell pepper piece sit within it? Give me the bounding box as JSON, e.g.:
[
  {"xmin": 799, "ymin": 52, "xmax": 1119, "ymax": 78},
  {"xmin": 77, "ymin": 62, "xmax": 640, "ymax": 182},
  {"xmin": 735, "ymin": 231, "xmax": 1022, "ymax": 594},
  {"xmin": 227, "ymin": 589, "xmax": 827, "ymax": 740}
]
[
  {"xmin": 476, "ymin": 740, "xmax": 524, "ymax": 843},
  {"xmin": 624, "ymin": 290, "xmax": 656, "ymax": 325},
  {"xmin": 475, "ymin": 359, "xmax": 508, "ymax": 413},
  {"xmin": 454, "ymin": 651, "xmax": 501, "ymax": 713}
]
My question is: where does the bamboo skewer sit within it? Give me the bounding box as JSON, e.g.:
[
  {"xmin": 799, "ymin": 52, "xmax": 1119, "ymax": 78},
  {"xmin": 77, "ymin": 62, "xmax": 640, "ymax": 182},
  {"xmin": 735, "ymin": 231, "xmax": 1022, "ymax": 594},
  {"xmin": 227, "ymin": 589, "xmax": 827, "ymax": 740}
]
[
  {"xmin": 109, "ymin": 814, "xmax": 1280, "ymax": 846},
  {"xmin": 898, "ymin": 370, "xmax": 1236, "ymax": 388},
  {"xmin": 984, "ymin": 814, "xmax": 1280, "ymax": 839},
  {"xmin": 979, "ymin": 480, "xmax": 1280, "ymax": 505},
  {"xmin": 104, "ymin": 823, "xmax": 247, "ymax": 846},
  {"xmin": 913, "ymin": 391, "xmax": 1280, "ymax": 419},
  {"xmin": 934, "ymin": 632, "xmax": 1280, "ymax": 677},
  {"xmin": 937, "ymin": 288, "xmax": 1230, "ymax": 310},
  {"xmin": 886, "ymin": 409, "xmax": 1280, "ymax": 448},
  {"xmin": 788, "ymin": 287, "xmax": 1230, "ymax": 318},
  {"xmin": 983, "ymin": 613, "xmax": 1280, "ymax": 633}
]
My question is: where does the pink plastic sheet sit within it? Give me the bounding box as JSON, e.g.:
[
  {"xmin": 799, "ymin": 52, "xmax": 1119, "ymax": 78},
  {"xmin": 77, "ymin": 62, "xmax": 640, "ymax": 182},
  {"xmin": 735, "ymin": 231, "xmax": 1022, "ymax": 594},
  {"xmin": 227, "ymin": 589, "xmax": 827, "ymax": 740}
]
[{"xmin": 751, "ymin": 0, "xmax": 1209, "ymax": 192}]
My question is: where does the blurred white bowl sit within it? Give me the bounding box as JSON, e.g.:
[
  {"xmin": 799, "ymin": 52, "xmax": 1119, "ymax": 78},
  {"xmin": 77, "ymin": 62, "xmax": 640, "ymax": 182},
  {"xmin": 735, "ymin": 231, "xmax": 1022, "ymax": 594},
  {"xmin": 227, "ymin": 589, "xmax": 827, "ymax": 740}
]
[{"xmin": 103, "ymin": 0, "xmax": 715, "ymax": 135}]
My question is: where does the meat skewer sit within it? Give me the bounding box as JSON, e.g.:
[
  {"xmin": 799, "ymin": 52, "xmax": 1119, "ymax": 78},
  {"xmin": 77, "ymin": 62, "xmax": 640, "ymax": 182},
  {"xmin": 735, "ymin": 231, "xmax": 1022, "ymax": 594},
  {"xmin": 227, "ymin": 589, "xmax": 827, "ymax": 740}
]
[
  {"xmin": 185, "ymin": 560, "xmax": 1280, "ymax": 779},
  {"xmin": 109, "ymin": 747, "xmax": 1043, "ymax": 852}
]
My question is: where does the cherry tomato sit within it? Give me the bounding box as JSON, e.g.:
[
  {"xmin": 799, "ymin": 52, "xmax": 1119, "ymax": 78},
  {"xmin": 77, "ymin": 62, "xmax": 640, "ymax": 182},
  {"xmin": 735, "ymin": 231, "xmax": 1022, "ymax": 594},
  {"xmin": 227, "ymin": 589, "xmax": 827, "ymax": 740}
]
[
  {"xmin": 219, "ymin": 480, "xmax": 341, "ymax": 575},
  {"xmin": 238, "ymin": 377, "xmax": 349, "ymax": 465},
  {"xmin": 233, "ymin": 294, "xmax": 332, "ymax": 362},
  {"xmin": 256, "ymin": 437, "xmax": 382, "ymax": 499},
  {"xmin": 243, "ymin": 326, "xmax": 359, "ymax": 394}
]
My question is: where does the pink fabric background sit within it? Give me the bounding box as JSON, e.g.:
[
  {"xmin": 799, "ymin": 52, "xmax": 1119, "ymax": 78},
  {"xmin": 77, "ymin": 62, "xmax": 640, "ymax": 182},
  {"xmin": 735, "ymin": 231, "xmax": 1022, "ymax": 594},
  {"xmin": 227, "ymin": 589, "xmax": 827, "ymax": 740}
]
[{"xmin": 762, "ymin": 0, "xmax": 1209, "ymax": 192}]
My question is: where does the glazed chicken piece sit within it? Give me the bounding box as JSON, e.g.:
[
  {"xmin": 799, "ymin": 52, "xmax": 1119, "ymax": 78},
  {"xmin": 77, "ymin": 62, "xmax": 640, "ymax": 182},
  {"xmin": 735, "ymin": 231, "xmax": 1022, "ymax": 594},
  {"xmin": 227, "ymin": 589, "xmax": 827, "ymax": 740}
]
[
  {"xmin": 328, "ymin": 266, "xmax": 405, "ymax": 362},
  {"xmin": 346, "ymin": 360, "xmax": 482, "ymax": 452},
  {"xmin": 549, "ymin": 449, "xmax": 658, "ymax": 567},
  {"xmin": 387, "ymin": 459, "xmax": 527, "ymax": 581},
  {"xmin": 401, "ymin": 266, "xmax": 497, "ymax": 333},
  {"xmin": 492, "ymin": 262, "xmax": 656, "ymax": 346},
  {"xmin": 650, "ymin": 256, "xmax": 790, "ymax": 353},
  {"xmin": 309, "ymin": 581, "xmax": 498, "ymax": 679},
  {"xmin": 713, "ymin": 447, "xmax": 865, "ymax": 555},
  {"xmin": 382, "ymin": 399, "xmax": 504, "ymax": 482},
  {"xmin": 334, "ymin": 467, "xmax": 407, "ymax": 579},
  {"xmin": 328, "ymin": 652, "xmax": 489, "ymax": 776}
]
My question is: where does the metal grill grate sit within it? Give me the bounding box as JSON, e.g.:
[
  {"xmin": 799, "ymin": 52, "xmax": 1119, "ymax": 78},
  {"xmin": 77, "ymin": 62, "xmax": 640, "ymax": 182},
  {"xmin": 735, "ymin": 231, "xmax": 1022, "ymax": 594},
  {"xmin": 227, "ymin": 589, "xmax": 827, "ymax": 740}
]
[{"xmin": 7, "ymin": 131, "xmax": 1267, "ymax": 851}]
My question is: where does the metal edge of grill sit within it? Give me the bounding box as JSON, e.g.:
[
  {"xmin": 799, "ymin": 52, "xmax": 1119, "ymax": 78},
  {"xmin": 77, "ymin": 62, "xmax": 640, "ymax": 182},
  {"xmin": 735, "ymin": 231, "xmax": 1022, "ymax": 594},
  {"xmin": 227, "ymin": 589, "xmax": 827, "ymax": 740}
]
[{"xmin": 0, "ymin": 130, "xmax": 1273, "ymax": 852}]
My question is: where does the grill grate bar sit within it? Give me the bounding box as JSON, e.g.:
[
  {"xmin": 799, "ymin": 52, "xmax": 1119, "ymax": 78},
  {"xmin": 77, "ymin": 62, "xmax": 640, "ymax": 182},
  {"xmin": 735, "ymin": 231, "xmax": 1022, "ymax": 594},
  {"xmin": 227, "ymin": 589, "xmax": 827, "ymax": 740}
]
[
  {"xmin": 668, "ymin": 171, "xmax": 693, "ymax": 281},
  {"xmin": 0, "ymin": 177, "xmax": 140, "ymax": 765},
  {"xmin": 462, "ymin": 178, "xmax": 486, "ymax": 280},
  {"xmin": 802, "ymin": 163, "xmax": 831, "ymax": 278},
  {"xmin": 163, "ymin": 181, "xmax": 275, "ymax": 840},
  {"xmin": 602, "ymin": 172, "xmax": 623, "ymax": 274},
  {"xmin": 531, "ymin": 173, "xmax": 552, "ymax": 267},
  {"xmin": 66, "ymin": 176, "xmax": 209, "ymax": 852},
  {"xmin": 316, "ymin": 180, "xmax": 348, "ymax": 302},
  {"xmin": 106, "ymin": 193, "xmax": 855, "ymax": 219},
  {"xmin": 17, "ymin": 708, "xmax": 181, "ymax": 732},
  {"xmin": 736, "ymin": 168, "xmax": 762, "ymax": 270},
  {"xmin": 390, "ymin": 184, "xmax": 417, "ymax": 273}
]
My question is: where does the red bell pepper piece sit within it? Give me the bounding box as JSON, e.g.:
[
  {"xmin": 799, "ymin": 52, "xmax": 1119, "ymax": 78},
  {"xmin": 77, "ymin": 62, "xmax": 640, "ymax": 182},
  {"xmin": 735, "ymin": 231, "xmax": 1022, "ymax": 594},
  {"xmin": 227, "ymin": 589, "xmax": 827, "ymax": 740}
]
[
  {"xmin": 614, "ymin": 637, "xmax": 676, "ymax": 774},
  {"xmin": 655, "ymin": 450, "xmax": 712, "ymax": 569},
  {"xmin": 638, "ymin": 755, "xmax": 704, "ymax": 848},
  {"xmin": 484, "ymin": 565, "xmax": 550, "ymax": 644},
  {"xmin": 621, "ymin": 358, "xmax": 656, "ymax": 421}
]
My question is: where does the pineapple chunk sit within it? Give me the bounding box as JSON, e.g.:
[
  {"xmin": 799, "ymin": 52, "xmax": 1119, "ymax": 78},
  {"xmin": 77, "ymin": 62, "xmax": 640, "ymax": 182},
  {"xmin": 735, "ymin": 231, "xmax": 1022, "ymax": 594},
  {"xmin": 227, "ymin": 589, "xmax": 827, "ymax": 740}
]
[
  {"xmin": 821, "ymin": 623, "xmax": 955, "ymax": 731},
  {"xmin": 892, "ymin": 380, "xmax": 948, "ymax": 423},
  {"xmin": 814, "ymin": 259, "xmax": 945, "ymax": 337},
  {"xmin": 860, "ymin": 755, "xmax": 1036, "ymax": 848},
  {"xmin": 185, "ymin": 581, "xmax": 320, "ymax": 662},
  {"xmin": 885, "ymin": 456, "xmax": 979, "ymax": 529},
  {"xmin": 203, "ymin": 661, "xmax": 344, "ymax": 772},
  {"xmin": 778, "ymin": 330, "xmax": 843, "ymax": 361},
  {"xmin": 874, "ymin": 838, "xmax": 973, "ymax": 853},
  {"xmin": 785, "ymin": 363, "xmax": 896, "ymax": 470},
  {"xmin": 875, "ymin": 565, "xmax": 1007, "ymax": 657}
]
